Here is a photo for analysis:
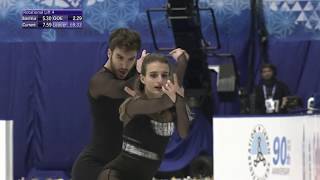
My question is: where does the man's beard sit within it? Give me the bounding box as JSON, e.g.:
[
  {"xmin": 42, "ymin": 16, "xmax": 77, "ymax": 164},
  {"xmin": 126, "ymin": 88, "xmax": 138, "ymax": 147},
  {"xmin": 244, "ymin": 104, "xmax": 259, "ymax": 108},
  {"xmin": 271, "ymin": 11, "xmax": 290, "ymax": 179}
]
[
  {"xmin": 109, "ymin": 56, "xmax": 117, "ymax": 75},
  {"xmin": 109, "ymin": 56, "xmax": 134, "ymax": 79},
  {"xmin": 109, "ymin": 57, "xmax": 124, "ymax": 79}
]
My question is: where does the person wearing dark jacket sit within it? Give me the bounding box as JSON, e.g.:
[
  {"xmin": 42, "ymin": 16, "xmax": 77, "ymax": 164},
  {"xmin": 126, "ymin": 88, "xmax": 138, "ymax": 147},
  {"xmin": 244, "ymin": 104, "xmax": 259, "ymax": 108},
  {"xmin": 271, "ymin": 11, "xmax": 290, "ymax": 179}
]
[{"xmin": 254, "ymin": 64, "xmax": 290, "ymax": 114}]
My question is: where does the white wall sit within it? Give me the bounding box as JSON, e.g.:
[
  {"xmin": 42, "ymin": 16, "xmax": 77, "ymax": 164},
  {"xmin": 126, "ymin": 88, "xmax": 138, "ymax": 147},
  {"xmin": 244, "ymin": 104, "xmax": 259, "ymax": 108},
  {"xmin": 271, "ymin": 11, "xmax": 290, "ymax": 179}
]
[{"xmin": 0, "ymin": 120, "xmax": 13, "ymax": 180}]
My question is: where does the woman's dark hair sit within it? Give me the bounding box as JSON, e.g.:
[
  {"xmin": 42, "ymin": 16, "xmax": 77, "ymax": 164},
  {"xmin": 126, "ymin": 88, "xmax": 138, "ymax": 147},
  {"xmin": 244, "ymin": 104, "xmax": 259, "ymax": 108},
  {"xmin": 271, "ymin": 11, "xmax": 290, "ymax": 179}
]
[
  {"xmin": 108, "ymin": 28, "xmax": 141, "ymax": 51},
  {"xmin": 261, "ymin": 63, "xmax": 277, "ymax": 77},
  {"xmin": 136, "ymin": 53, "xmax": 171, "ymax": 93}
]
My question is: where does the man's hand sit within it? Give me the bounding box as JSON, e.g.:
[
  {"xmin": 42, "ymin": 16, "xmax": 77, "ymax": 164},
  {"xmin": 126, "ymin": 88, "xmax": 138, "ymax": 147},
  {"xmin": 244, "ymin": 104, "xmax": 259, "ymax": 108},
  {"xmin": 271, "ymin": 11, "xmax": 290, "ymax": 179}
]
[
  {"xmin": 124, "ymin": 86, "xmax": 136, "ymax": 97},
  {"xmin": 136, "ymin": 50, "xmax": 149, "ymax": 74},
  {"xmin": 169, "ymin": 48, "xmax": 189, "ymax": 62}
]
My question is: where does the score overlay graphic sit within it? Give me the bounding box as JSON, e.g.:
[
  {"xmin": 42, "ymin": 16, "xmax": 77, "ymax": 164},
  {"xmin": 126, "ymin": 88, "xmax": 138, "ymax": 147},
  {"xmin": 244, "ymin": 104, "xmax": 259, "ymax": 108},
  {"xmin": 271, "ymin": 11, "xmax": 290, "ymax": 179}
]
[{"xmin": 22, "ymin": 9, "xmax": 83, "ymax": 29}]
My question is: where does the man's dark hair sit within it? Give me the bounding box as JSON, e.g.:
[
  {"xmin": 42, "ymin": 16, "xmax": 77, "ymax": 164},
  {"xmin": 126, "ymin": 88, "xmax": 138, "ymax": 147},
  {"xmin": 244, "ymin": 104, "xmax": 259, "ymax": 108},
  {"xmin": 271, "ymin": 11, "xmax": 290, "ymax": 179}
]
[
  {"xmin": 261, "ymin": 63, "xmax": 277, "ymax": 76},
  {"xmin": 108, "ymin": 28, "xmax": 141, "ymax": 51}
]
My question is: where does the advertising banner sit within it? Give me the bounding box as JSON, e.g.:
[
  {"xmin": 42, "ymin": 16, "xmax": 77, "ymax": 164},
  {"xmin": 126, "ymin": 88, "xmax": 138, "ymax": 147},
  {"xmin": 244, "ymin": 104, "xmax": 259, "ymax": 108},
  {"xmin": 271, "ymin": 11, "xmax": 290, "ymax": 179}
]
[{"xmin": 213, "ymin": 115, "xmax": 320, "ymax": 180}]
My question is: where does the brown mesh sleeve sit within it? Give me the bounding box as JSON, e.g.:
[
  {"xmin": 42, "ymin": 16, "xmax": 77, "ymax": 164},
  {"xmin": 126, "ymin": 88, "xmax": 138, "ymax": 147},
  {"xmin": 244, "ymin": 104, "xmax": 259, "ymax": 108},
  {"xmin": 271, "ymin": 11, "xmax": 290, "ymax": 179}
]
[
  {"xmin": 119, "ymin": 95, "xmax": 175, "ymax": 124},
  {"xmin": 89, "ymin": 69, "xmax": 137, "ymax": 99},
  {"xmin": 175, "ymin": 95, "xmax": 190, "ymax": 138},
  {"xmin": 175, "ymin": 58, "xmax": 188, "ymax": 86}
]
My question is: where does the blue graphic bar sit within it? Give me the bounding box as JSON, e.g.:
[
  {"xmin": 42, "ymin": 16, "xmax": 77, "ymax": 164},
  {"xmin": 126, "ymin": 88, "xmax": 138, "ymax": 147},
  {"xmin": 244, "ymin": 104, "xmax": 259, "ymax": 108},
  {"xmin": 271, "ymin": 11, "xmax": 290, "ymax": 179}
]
[
  {"xmin": 22, "ymin": 9, "xmax": 83, "ymax": 29},
  {"xmin": 22, "ymin": 9, "xmax": 82, "ymax": 15}
]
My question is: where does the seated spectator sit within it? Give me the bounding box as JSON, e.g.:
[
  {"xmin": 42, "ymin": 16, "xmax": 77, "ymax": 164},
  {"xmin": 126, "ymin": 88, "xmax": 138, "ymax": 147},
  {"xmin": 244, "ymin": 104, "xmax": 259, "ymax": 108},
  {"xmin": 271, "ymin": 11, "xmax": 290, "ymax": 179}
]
[{"xmin": 254, "ymin": 64, "xmax": 290, "ymax": 114}]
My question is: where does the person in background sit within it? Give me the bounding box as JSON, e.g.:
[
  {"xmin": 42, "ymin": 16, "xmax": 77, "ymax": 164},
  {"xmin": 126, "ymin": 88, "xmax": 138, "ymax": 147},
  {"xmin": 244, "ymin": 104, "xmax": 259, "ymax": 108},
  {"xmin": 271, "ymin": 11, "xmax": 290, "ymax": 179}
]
[{"xmin": 254, "ymin": 63, "xmax": 290, "ymax": 114}]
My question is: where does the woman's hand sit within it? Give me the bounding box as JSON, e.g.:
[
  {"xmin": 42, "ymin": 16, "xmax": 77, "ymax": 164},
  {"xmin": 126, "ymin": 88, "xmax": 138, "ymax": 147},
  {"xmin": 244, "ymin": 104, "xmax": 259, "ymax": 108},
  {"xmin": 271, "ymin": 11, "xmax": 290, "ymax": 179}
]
[
  {"xmin": 169, "ymin": 48, "xmax": 189, "ymax": 62},
  {"xmin": 124, "ymin": 86, "xmax": 136, "ymax": 97},
  {"xmin": 162, "ymin": 80, "xmax": 177, "ymax": 103},
  {"xmin": 136, "ymin": 50, "xmax": 149, "ymax": 74}
]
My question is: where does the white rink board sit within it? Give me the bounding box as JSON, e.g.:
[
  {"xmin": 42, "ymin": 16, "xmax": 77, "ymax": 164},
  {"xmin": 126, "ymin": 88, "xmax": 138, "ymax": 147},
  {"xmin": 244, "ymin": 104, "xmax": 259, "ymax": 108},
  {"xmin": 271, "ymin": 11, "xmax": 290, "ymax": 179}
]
[
  {"xmin": 0, "ymin": 120, "xmax": 13, "ymax": 180},
  {"xmin": 213, "ymin": 115, "xmax": 320, "ymax": 180}
]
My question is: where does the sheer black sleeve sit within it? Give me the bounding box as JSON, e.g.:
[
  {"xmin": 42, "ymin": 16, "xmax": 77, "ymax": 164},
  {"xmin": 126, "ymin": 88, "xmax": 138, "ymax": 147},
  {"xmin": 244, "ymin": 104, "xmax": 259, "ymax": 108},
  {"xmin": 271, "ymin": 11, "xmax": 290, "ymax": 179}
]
[
  {"xmin": 175, "ymin": 58, "xmax": 188, "ymax": 86},
  {"xmin": 89, "ymin": 68, "xmax": 137, "ymax": 99},
  {"xmin": 119, "ymin": 95, "xmax": 174, "ymax": 124},
  {"xmin": 175, "ymin": 95, "xmax": 190, "ymax": 139},
  {"xmin": 173, "ymin": 56, "xmax": 189, "ymax": 138}
]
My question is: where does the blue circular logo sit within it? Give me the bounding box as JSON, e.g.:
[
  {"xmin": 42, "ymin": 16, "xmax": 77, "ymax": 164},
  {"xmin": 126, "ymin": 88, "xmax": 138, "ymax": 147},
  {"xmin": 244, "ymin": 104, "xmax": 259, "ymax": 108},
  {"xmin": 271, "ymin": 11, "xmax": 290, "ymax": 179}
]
[{"xmin": 248, "ymin": 124, "xmax": 271, "ymax": 180}]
